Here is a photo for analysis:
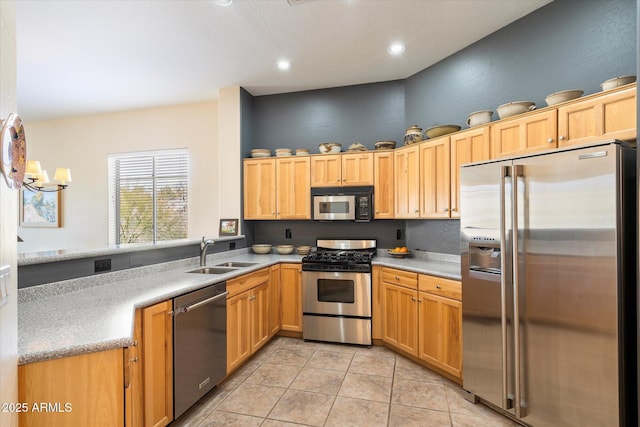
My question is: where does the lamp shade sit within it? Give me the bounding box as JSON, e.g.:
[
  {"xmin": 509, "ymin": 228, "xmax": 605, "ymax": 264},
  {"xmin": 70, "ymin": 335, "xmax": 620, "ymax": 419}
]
[
  {"xmin": 36, "ymin": 170, "xmax": 50, "ymax": 188},
  {"xmin": 53, "ymin": 168, "xmax": 72, "ymax": 185},
  {"xmin": 26, "ymin": 160, "xmax": 42, "ymax": 176}
]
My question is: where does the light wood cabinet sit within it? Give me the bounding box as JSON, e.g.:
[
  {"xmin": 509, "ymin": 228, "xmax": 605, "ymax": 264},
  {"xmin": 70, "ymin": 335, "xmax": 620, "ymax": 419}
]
[
  {"xmin": 381, "ymin": 267, "xmax": 419, "ymax": 356},
  {"xmin": 372, "ymin": 265, "xmax": 384, "ymax": 340},
  {"xmin": 557, "ymin": 85, "xmax": 637, "ymax": 147},
  {"xmin": 276, "ymin": 156, "xmax": 311, "ymax": 219},
  {"xmin": 373, "ymin": 151, "xmax": 394, "ymax": 219},
  {"xmin": 227, "ymin": 268, "xmax": 272, "ymax": 374},
  {"xmin": 341, "ymin": 152, "xmax": 374, "ymax": 185},
  {"xmin": 450, "ymin": 126, "xmax": 491, "ymax": 218},
  {"xmin": 243, "ymin": 158, "xmax": 277, "ymax": 220},
  {"xmin": 125, "ymin": 310, "xmax": 144, "ymax": 427},
  {"xmin": 310, "ymin": 154, "xmax": 342, "ymax": 187},
  {"xmin": 419, "ymin": 137, "xmax": 451, "ymax": 218},
  {"xmin": 280, "ymin": 263, "xmax": 303, "ymax": 332},
  {"xmin": 310, "ymin": 152, "xmax": 374, "ymax": 187},
  {"xmin": 269, "ymin": 264, "xmax": 281, "ymax": 337},
  {"xmin": 490, "ymin": 109, "xmax": 557, "ymax": 158},
  {"xmin": 394, "ymin": 145, "xmax": 420, "ymax": 218},
  {"xmin": 141, "ymin": 300, "xmax": 173, "ymax": 427},
  {"xmin": 417, "ymin": 274, "xmax": 462, "ymax": 379},
  {"xmin": 19, "ymin": 349, "xmax": 125, "ymax": 427}
]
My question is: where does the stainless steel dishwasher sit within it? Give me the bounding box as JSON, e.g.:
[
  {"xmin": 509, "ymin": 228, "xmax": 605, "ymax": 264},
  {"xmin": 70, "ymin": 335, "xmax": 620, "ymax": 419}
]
[{"xmin": 173, "ymin": 281, "xmax": 227, "ymax": 419}]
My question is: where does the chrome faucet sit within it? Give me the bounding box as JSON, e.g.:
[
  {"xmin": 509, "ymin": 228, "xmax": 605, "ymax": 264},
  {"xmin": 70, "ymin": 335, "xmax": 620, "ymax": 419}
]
[{"xmin": 200, "ymin": 237, "xmax": 215, "ymax": 267}]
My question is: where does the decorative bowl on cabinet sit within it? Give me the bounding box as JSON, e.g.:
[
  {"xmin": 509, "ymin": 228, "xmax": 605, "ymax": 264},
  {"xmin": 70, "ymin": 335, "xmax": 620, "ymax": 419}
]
[
  {"xmin": 601, "ymin": 75, "xmax": 636, "ymax": 91},
  {"xmin": 545, "ymin": 90, "xmax": 583, "ymax": 106},
  {"xmin": 319, "ymin": 142, "xmax": 341, "ymax": 154},
  {"xmin": 496, "ymin": 101, "xmax": 536, "ymax": 119},
  {"xmin": 425, "ymin": 124, "xmax": 461, "ymax": 139}
]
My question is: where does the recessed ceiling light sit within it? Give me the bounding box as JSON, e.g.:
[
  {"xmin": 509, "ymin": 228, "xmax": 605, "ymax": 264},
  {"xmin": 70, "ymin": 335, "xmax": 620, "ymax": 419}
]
[
  {"xmin": 388, "ymin": 43, "xmax": 406, "ymax": 55},
  {"xmin": 276, "ymin": 60, "xmax": 292, "ymax": 71},
  {"xmin": 213, "ymin": 0, "xmax": 233, "ymax": 6}
]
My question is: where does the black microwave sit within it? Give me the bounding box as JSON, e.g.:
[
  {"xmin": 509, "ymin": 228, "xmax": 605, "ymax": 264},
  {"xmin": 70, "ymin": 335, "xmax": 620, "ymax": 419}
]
[{"xmin": 311, "ymin": 186, "xmax": 374, "ymax": 222}]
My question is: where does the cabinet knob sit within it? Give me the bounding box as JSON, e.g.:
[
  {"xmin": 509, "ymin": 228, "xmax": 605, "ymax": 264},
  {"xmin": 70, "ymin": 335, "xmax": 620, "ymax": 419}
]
[
  {"xmin": 418, "ymin": 299, "xmax": 423, "ymax": 303},
  {"xmin": 414, "ymin": 209, "xmax": 419, "ymax": 213},
  {"xmin": 436, "ymin": 284, "xmax": 441, "ymax": 289},
  {"xmin": 249, "ymin": 295, "xmax": 257, "ymax": 301},
  {"xmin": 130, "ymin": 357, "xmax": 138, "ymax": 363},
  {"xmin": 132, "ymin": 340, "xmax": 138, "ymax": 347},
  {"xmin": 547, "ymin": 138, "xmax": 554, "ymax": 143},
  {"xmin": 443, "ymin": 208, "xmax": 449, "ymax": 212},
  {"xmin": 395, "ymin": 276, "xmax": 400, "ymax": 281},
  {"xmin": 411, "ymin": 297, "xmax": 417, "ymax": 302},
  {"xmin": 559, "ymin": 135, "xmax": 566, "ymax": 140},
  {"xmin": 451, "ymin": 208, "xmax": 457, "ymax": 212}
]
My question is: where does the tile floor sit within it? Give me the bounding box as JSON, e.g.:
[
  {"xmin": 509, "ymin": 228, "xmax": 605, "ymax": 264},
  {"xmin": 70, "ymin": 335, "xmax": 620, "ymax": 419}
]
[{"xmin": 171, "ymin": 337, "xmax": 518, "ymax": 427}]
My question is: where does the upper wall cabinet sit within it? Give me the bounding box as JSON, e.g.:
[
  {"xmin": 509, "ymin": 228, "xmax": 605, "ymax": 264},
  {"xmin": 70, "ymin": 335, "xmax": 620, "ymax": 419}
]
[
  {"xmin": 310, "ymin": 152, "xmax": 374, "ymax": 187},
  {"xmin": 373, "ymin": 151, "xmax": 394, "ymax": 219},
  {"xmin": 243, "ymin": 157, "xmax": 311, "ymax": 220},
  {"xmin": 419, "ymin": 137, "xmax": 451, "ymax": 219},
  {"xmin": 450, "ymin": 126, "xmax": 491, "ymax": 219},
  {"xmin": 394, "ymin": 145, "xmax": 420, "ymax": 218},
  {"xmin": 490, "ymin": 109, "xmax": 558, "ymax": 158},
  {"xmin": 557, "ymin": 85, "xmax": 637, "ymax": 147},
  {"xmin": 244, "ymin": 158, "xmax": 277, "ymax": 220}
]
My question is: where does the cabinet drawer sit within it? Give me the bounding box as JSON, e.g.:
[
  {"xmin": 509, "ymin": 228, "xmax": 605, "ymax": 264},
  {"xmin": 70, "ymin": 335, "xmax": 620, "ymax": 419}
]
[
  {"xmin": 227, "ymin": 268, "xmax": 270, "ymax": 297},
  {"xmin": 419, "ymin": 275, "xmax": 461, "ymax": 301},
  {"xmin": 381, "ymin": 267, "xmax": 418, "ymax": 290}
]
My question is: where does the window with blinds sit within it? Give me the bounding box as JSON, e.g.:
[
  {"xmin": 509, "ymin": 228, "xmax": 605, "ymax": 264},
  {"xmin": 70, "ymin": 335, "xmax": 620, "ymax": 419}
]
[{"xmin": 108, "ymin": 149, "xmax": 188, "ymax": 245}]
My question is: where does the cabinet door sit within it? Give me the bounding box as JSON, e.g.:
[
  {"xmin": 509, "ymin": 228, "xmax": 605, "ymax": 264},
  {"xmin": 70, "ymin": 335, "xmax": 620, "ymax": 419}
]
[
  {"xmin": 227, "ymin": 291, "xmax": 252, "ymax": 373},
  {"xmin": 557, "ymin": 86, "xmax": 637, "ymax": 147},
  {"xmin": 419, "ymin": 137, "xmax": 451, "ymax": 218},
  {"xmin": 251, "ymin": 282, "xmax": 271, "ymax": 353},
  {"xmin": 18, "ymin": 349, "xmax": 125, "ymax": 427},
  {"xmin": 371, "ymin": 265, "xmax": 383, "ymax": 340},
  {"xmin": 126, "ymin": 310, "xmax": 144, "ymax": 427},
  {"xmin": 418, "ymin": 292, "xmax": 463, "ymax": 379},
  {"xmin": 310, "ymin": 155, "xmax": 342, "ymax": 187},
  {"xmin": 373, "ymin": 151, "xmax": 394, "ymax": 219},
  {"xmin": 280, "ymin": 263, "xmax": 302, "ymax": 332},
  {"xmin": 142, "ymin": 300, "xmax": 173, "ymax": 427},
  {"xmin": 382, "ymin": 281, "xmax": 418, "ymax": 357},
  {"xmin": 342, "ymin": 152, "xmax": 374, "ymax": 185},
  {"xmin": 450, "ymin": 126, "xmax": 490, "ymax": 218},
  {"xmin": 394, "ymin": 145, "xmax": 420, "ymax": 218},
  {"xmin": 269, "ymin": 265, "xmax": 281, "ymax": 337},
  {"xmin": 276, "ymin": 157, "xmax": 310, "ymax": 219},
  {"xmin": 244, "ymin": 158, "xmax": 277, "ymax": 219},
  {"xmin": 490, "ymin": 110, "xmax": 557, "ymax": 158}
]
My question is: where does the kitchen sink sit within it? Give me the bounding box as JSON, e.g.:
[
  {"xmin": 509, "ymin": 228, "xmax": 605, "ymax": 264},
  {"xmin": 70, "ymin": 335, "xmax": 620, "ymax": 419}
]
[
  {"xmin": 188, "ymin": 267, "xmax": 237, "ymax": 274},
  {"xmin": 214, "ymin": 262, "xmax": 258, "ymax": 268}
]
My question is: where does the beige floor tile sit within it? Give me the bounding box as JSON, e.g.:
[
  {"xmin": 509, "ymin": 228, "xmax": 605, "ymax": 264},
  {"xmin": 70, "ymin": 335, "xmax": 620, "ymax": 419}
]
[
  {"xmin": 197, "ymin": 410, "xmax": 264, "ymax": 426},
  {"xmin": 216, "ymin": 383, "xmax": 285, "ymax": 417},
  {"xmin": 444, "ymin": 381, "xmax": 498, "ymax": 417},
  {"xmin": 260, "ymin": 419, "xmax": 307, "ymax": 426},
  {"xmin": 267, "ymin": 389, "xmax": 334, "ymax": 426},
  {"xmin": 245, "ymin": 362, "xmax": 301, "ymax": 387},
  {"xmin": 314, "ymin": 341, "xmax": 360, "ymax": 354},
  {"xmin": 388, "ymin": 404, "xmax": 452, "ymax": 427},
  {"xmin": 266, "ymin": 346, "xmax": 315, "ymax": 367},
  {"xmin": 289, "ymin": 367, "xmax": 346, "ymax": 395},
  {"xmin": 356, "ymin": 344, "xmax": 397, "ymax": 359},
  {"xmin": 324, "ymin": 396, "xmax": 390, "ymax": 427},
  {"xmin": 349, "ymin": 352, "xmax": 396, "ymax": 377},
  {"xmin": 394, "ymin": 355, "xmax": 444, "ymax": 384},
  {"xmin": 306, "ymin": 349, "xmax": 354, "ymax": 372},
  {"xmin": 280, "ymin": 337, "xmax": 320, "ymax": 350},
  {"xmin": 450, "ymin": 411, "xmax": 520, "ymax": 427},
  {"xmin": 338, "ymin": 372, "xmax": 393, "ymax": 403},
  {"xmin": 392, "ymin": 378, "xmax": 449, "ymax": 411}
]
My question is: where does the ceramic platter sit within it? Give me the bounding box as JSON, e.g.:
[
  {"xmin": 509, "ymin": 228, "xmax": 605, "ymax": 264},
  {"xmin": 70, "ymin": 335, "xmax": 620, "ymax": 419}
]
[{"xmin": 0, "ymin": 113, "xmax": 26, "ymax": 189}]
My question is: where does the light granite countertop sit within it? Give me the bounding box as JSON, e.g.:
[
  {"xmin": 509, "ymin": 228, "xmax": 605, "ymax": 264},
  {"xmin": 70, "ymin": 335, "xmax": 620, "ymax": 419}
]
[{"xmin": 18, "ymin": 248, "xmax": 460, "ymax": 365}]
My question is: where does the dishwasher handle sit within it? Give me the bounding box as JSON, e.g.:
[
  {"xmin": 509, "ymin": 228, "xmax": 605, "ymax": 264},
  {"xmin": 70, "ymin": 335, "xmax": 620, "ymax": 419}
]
[{"xmin": 175, "ymin": 291, "xmax": 228, "ymax": 315}]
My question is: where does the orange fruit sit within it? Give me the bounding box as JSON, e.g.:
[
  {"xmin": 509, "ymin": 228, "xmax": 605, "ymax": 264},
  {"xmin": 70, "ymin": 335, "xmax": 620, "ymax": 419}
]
[{"xmin": 400, "ymin": 247, "xmax": 408, "ymax": 253}]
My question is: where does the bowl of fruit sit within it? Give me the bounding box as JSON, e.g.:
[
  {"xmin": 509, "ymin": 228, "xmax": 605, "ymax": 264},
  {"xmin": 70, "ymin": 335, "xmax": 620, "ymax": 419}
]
[{"xmin": 387, "ymin": 246, "xmax": 411, "ymax": 258}]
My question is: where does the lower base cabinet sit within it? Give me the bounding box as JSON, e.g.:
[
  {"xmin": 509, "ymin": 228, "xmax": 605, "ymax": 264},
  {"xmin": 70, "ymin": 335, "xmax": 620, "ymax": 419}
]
[
  {"xmin": 227, "ymin": 268, "xmax": 275, "ymax": 374},
  {"xmin": 18, "ymin": 348, "xmax": 125, "ymax": 427},
  {"xmin": 380, "ymin": 267, "xmax": 463, "ymax": 381},
  {"xmin": 279, "ymin": 263, "xmax": 302, "ymax": 332}
]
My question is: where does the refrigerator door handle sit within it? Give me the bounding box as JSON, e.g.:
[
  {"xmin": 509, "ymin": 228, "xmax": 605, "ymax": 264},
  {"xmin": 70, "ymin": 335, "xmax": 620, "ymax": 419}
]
[
  {"xmin": 499, "ymin": 165, "xmax": 512, "ymax": 410},
  {"xmin": 511, "ymin": 164, "xmax": 526, "ymax": 418}
]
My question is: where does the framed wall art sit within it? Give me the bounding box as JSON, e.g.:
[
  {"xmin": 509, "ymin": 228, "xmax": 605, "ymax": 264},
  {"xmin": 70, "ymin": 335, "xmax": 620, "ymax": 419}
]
[
  {"xmin": 19, "ymin": 188, "xmax": 61, "ymax": 228},
  {"xmin": 219, "ymin": 218, "xmax": 238, "ymax": 236}
]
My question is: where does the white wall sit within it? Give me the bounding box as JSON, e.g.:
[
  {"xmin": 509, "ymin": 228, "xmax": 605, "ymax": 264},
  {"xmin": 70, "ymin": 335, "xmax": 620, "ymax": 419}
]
[
  {"xmin": 19, "ymin": 101, "xmax": 219, "ymax": 253},
  {"xmin": 0, "ymin": 1, "xmax": 19, "ymax": 425}
]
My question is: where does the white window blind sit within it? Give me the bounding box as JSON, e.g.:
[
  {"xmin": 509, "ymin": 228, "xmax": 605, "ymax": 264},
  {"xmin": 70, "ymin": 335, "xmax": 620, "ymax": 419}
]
[{"xmin": 108, "ymin": 149, "xmax": 188, "ymax": 245}]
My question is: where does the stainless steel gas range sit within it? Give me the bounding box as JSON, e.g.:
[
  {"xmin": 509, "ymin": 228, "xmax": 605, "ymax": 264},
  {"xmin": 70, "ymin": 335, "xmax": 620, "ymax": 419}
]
[{"xmin": 301, "ymin": 239, "xmax": 376, "ymax": 346}]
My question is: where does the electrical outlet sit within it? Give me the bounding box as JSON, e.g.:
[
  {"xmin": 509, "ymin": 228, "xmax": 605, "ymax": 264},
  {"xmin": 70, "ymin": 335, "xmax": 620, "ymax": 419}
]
[
  {"xmin": 285, "ymin": 229, "xmax": 292, "ymax": 239},
  {"xmin": 95, "ymin": 259, "xmax": 112, "ymax": 273},
  {"xmin": 396, "ymin": 229, "xmax": 404, "ymax": 240},
  {"xmin": 230, "ymin": 242, "xmax": 236, "ymax": 250}
]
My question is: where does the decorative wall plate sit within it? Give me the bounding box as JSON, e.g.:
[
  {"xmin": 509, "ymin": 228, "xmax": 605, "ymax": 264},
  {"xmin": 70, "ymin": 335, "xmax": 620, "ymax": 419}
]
[{"xmin": 0, "ymin": 113, "xmax": 27, "ymax": 189}]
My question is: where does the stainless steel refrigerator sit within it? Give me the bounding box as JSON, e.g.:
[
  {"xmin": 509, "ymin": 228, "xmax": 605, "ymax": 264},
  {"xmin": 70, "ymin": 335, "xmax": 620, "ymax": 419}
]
[{"xmin": 460, "ymin": 140, "xmax": 636, "ymax": 426}]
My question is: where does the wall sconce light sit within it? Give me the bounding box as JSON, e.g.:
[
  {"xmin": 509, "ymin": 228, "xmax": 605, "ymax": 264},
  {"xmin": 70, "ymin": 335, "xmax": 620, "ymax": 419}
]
[{"xmin": 23, "ymin": 160, "xmax": 72, "ymax": 192}]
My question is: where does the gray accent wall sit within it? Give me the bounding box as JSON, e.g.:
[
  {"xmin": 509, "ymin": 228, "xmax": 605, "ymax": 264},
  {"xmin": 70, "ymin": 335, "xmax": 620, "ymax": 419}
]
[{"xmin": 243, "ymin": 0, "xmax": 636, "ymax": 256}]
